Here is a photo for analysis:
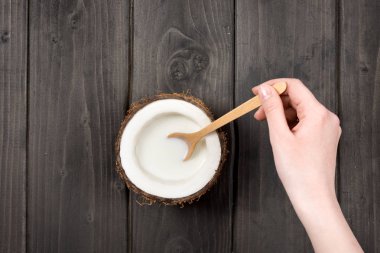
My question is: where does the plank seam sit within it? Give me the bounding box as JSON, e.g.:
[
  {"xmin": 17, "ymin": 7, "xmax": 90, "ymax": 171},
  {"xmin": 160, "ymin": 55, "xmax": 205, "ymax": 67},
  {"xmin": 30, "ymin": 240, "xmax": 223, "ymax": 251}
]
[
  {"xmin": 127, "ymin": 0, "xmax": 134, "ymax": 108},
  {"xmin": 336, "ymin": 0, "xmax": 342, "ymax": 204},
  {"xmin": 231, "ymin": 0, "xmax": 238, "ymax": 252},
  {"xmin": 25, "ymin": 0, "xmax": 30, "ymax": 252},
  {"xmin": 127, "ymin": 0, "xmax": 134, "ymax": 252}
]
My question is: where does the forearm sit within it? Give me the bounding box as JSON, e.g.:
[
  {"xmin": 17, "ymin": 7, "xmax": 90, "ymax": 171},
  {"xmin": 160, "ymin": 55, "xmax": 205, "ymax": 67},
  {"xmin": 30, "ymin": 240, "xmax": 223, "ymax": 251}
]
[{"xmin": 290, "ymin": 194, "xmax": 363, "ymax": 253}]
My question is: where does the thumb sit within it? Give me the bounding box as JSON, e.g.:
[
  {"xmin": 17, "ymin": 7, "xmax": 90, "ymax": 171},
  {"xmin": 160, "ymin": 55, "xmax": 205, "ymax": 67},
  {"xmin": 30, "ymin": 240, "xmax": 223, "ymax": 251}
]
[{"xmin": 258, "ymin": 84, "xmax": 291, "ymax": 139}]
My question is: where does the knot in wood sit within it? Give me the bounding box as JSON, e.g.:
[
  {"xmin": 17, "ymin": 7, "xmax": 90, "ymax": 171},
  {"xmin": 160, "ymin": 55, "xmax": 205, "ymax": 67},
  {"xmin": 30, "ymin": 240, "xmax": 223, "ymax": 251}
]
[
  {"xmin": 360, "ymin": 62, "xmax": 369, "ymax": 73},
  {"xmin": 169, "ymin": 59, "xmax": 189, "ymax": 81},
  {"xmin": 167, "ymin": 48, "xmax": 209, "ymax": 82},
  {"xmin": 51, "ymin": 36, "xmax": 58, "ymax": 44},
  {"xmin": 86, "ymin": 212, "xmax": 94, "ymax": 223},
  {"xmin": 69, "ymin": 13, "xmax": 82, "ymax": 30},
  {"xmin": 193, "ymin": 53, "xmax": 209, "ymax": 72},
  {"xmin": 59, "ymin": 169, "xmax": 67, "ymax": 177},
  {"xmin": 1, "ymin": 31, "xmax": 10, "ymax": 43},
  {"xmin": 115, "ymin": 181, "xmax": 125, "ymax": 191}
]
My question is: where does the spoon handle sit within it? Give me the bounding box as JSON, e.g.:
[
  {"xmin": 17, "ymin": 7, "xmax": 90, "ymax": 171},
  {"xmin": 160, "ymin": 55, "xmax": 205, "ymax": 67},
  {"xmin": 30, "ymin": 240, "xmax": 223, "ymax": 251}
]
[{"xmin": 197, "ymin": 82, "xmax": 287, "ymax": 137}]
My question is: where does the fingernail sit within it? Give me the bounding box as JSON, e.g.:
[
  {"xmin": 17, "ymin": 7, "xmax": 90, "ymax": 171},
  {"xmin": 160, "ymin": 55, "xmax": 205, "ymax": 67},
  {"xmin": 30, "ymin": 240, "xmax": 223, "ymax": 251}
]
[{"xmin": 259, "ymin": 85, "xmax": 272, "ymax": 101}]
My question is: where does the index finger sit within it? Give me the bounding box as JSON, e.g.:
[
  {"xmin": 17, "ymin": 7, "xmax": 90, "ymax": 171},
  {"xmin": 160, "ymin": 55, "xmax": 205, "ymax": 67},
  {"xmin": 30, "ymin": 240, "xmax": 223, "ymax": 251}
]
[{"xmin": 252, "ymin": 78, "xmax": 321, "ymax": 119}]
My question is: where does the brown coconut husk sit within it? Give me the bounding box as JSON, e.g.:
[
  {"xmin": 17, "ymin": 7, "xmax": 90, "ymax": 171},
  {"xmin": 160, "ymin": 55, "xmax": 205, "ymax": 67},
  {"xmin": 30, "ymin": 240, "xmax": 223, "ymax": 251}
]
[{"xmin": 115, "ymin": 93, "xmax": 228, "ymax": 206}]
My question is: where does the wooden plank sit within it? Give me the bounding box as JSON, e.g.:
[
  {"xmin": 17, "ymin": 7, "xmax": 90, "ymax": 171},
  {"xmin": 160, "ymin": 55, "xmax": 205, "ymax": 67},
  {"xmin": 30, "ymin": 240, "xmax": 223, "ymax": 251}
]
[
  {"xmin": 130, "ymin": 0, "xmax": 234, "ymax": 252},
  {"xmin": 234, "ymin": 0, "xmax": 336, "ymax": 252},
  {"xmin": 28, "ymin": 1, "xmax": 129, "ymax": 252},
  {"xmin": 0, "ymin": 1, "xmax": 27, "ymax": 253},
  {"xmin": 339, "ymin": 0, "xmax": 380, "ymax": 252}
]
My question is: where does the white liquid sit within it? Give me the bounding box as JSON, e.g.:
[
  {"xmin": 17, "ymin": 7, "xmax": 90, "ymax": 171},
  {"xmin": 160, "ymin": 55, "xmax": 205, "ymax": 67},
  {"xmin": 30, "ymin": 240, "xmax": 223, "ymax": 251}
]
[
  {"xmin": 135, "ymin": 113, "xmax": 207, "ymax": 182},
  {"xmin": 120, "ymin": 99, "xmax": 222, "ymax": 198}
]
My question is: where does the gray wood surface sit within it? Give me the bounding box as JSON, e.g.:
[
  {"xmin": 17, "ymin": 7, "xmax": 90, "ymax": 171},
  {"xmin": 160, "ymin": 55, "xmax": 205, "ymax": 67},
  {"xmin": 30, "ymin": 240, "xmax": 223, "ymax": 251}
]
[
  {"xmin": 130, "ymin": 0, "xmax": 234, "ymax": 252},
  {"xmin": 339, "ymin": 0, "xmax": 380, "ymax": 252},
  {"xmin": 28, "ymin": 1, "xmax": 129, "ymax": 252},
  {"xmin": 0, "ymin": 1, "xmax": 27, "ymax": 253},
  {"xmin": 0, "ymin": 0, "xmax": 380, "ymax": 252},
  {"xmin": 234, "ymin": 0, "xmax": 337, "ymax": 252}
]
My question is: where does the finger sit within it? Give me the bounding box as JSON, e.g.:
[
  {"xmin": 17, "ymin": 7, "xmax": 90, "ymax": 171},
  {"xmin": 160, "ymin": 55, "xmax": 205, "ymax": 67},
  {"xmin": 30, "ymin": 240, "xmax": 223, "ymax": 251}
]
[
  {"xmin": 253, "ymin": 85, "xmax": 290, "ymax": 99},
  {"xmin": 258, "ymin": 84, "xmax": 292, "ymax": 139},
  {"xmin": 252, "ymin": 86, "xmax": 259, "ymax": 95},
  {"xmin": 254, "ymin": 96, "xmax": 292, "ymax": 121},
  {"xmin": 254, "ymin": 107, "xmax": 265, "ymax": 120},
  {"xmin": 256, "ymin": 107, "xmax": 298, "ymax": 123},
  {"xmin": 260, "ymin": 78, "xmax": 321, "ymax": 120}
]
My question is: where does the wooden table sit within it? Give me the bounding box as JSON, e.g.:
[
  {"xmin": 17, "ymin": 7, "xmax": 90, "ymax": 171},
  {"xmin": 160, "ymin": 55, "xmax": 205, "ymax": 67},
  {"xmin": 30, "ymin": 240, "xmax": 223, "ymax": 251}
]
[{"xmin": 1, "ymin": 0, "xmax": 379, "ymax": 252}]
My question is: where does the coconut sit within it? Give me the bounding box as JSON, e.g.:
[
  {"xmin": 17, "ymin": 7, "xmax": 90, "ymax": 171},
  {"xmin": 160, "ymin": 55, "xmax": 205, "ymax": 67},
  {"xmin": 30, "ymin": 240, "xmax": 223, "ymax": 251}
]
[{"xmin": 115, "ymin": 93, "xmax": 228, "ymax": 205}]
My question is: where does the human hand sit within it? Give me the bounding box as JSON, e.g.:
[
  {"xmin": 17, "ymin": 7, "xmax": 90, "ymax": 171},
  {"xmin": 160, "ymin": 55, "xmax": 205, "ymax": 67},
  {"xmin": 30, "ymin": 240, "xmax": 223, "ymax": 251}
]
[
  {"xmin": 252, "ymin": 78, "xmax": 362, "ymax": 253},
  {"xmin": 252, "ymin": 78, "xmax": 340, "ymax": 206}
]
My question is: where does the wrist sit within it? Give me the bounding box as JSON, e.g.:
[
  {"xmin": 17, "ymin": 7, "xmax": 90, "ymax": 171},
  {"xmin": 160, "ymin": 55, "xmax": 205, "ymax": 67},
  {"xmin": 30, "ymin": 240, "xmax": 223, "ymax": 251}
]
[
  {"xmin": 288, "ymin": 185, "xmax": 340, "ymax": 226},
  {"xmin": 291, "ymin": 191, "xmax": 340, "ymax": 225},
  {"xmin": 282, "ymin": 178, "xmax": 338, "ymax": 212},
  {"xmin": 288, "ymin": 189, "xmax": 363, "ymax": 253}
]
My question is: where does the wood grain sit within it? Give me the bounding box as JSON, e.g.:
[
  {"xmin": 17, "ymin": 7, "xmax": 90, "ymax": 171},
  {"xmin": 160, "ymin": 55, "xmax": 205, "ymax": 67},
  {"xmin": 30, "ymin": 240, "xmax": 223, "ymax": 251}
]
[
  {"xmin": 339, "ymin": 0, "xmax": 380, "ymax": 251},
  {"xmin": 234, "ymin": 0, "xmax": 337, "ymax": 252},
  {"xmin": 130, "ymin": 0, "xmax": 234, "ymax": 252},
  {"xmin": 28, "ymin": 1, "xmax": 129, "ymax": 252},
  {"xmin": 1, "ymin": 1, "xmax": 380, "ymax": 252},
  {"xmin": 0, "ymin": 0, "xmax": 27, "ymax": 252}
]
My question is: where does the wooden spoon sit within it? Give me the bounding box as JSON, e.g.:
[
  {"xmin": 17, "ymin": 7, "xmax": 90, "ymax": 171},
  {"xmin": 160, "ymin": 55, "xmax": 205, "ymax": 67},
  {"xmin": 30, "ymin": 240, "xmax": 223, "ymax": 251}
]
[{"xmin": 168, "ymin": 82, "xmax": 287, "ymax": 161}]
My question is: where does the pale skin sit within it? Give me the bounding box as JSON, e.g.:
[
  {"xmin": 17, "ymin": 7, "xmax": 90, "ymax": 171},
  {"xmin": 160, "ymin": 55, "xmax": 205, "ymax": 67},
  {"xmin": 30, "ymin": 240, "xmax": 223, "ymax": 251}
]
[{"xmin": 252, "ymin": 78, "xmax": 363, "ymax": 253}]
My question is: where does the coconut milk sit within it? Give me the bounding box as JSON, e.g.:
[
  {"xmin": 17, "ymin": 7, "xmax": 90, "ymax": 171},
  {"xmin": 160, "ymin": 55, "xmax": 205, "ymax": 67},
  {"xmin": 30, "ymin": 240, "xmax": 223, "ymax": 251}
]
[{"xmin": 135, "ymin": 113, "xmax": 207, "ymax": 182}]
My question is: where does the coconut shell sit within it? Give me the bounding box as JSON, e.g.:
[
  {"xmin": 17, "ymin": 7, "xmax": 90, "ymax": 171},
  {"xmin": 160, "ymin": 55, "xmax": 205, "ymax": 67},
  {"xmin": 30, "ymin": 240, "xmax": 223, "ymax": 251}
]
[{"xmin": 115, "ymin": 93, "xmax": 228, "ymax": 206}]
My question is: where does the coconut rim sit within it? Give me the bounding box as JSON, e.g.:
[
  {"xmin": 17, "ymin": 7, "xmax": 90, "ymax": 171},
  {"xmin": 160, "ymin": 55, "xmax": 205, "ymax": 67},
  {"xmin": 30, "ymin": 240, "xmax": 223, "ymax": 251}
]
[{"xmin": 115, "ymin": 93, "xmax": 228, "ymax": 206}]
